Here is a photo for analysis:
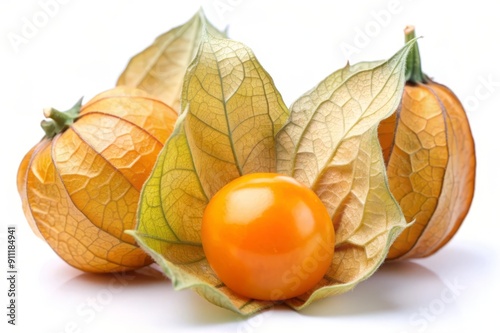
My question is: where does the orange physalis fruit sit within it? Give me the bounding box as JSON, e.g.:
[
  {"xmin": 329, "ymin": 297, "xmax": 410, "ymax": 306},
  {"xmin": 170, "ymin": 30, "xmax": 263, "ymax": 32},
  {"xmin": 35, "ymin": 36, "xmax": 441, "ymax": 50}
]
[
  {"xmin": 379, "ymin": 26, "xmax": 476, "ymax": 259},
  {"xmin": 17, "ymin": 87, "xmax": 177, "ymax": 272},
  {"xmin": 201, "ymin": 173, "xmax": 335, "ymax": 301}
]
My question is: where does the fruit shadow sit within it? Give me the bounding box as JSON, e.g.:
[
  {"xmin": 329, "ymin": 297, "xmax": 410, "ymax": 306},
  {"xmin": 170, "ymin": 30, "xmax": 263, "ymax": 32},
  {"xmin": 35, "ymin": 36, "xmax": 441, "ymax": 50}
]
[
  {"xmin": 299, "ymin": 260, "xmax": 444, "ymax": 317},
  {"xmin": 54, "ymin": 243, "xmax": 489, "ymax": 324},
  {"xmin": 299, "ymin": 242, "xmax": 492, "ymax": 317},
  {"xmin": 55, "ymin": 264, "xmax": 171, "ymax": 302},
  {"xmin": 57, "ymin": 264, "xmax": 240, "ymax": 325}
]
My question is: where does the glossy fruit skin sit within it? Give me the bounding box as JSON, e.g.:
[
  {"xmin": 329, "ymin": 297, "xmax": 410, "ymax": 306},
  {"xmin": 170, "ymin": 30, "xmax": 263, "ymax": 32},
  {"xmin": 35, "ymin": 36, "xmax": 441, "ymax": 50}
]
[
  {"xmin": 379, "ymin": 81, "xmax": 476, "ymax": 259},
  {"xmin": 201, "ymin": 173, "xmax": 335, "ymax": 301},
  {"xmin": 17, "ymin": 87, "xmax": 177, "ymax": 273}
]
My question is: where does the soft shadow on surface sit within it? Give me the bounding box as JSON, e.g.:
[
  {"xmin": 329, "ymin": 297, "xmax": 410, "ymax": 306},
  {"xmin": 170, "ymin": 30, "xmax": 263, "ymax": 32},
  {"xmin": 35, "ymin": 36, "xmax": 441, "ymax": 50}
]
[
  {"xmin": 300, "ymin": 260, "xmax": 444, "ymax": 317},
  {"xmin": 172, "ymin": 262, "xmax": 445, "ymax": 323},
  {"xmin": 422, "ymin": 242, "xmax": 495, "ymax": 277},
  {"xmin": 40, "ymin": 257, "xmax": 84, "ymax": 291},
  {"xmin": 176, "ymin": 290, "xmax": 248, "ymax": 325},
  {"xmin": 51, "ymin": 242, "xmax": 491, "ymax": 324},
  {"xmin": 57, "ymin": 263, "xmax": 241, "ymax": 325},
  {"xmin": 57, "ymin": 264, "xmax": 170, "ymax": 294},
  {"xmin": 180, "ymin": 297, "xmax": 294, "ymax": 326}
]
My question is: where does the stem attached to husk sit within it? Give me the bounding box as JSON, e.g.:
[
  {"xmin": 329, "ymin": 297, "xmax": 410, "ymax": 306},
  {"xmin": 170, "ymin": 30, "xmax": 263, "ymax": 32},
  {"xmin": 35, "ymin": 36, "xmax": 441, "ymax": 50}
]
[
  {"xmin": 404, "ymin": 25, "xmax": 429, "ymax": 84},
  {"xmin": 41, "ymin": 97, "xmax": 83, "ymax": 138}
]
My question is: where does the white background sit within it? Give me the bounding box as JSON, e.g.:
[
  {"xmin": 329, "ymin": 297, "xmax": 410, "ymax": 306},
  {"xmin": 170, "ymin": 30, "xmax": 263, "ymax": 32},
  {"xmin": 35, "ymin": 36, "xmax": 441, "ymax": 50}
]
[{"xmin": 1, "ymin": 0, "xmax": 499, "ymax": 332}]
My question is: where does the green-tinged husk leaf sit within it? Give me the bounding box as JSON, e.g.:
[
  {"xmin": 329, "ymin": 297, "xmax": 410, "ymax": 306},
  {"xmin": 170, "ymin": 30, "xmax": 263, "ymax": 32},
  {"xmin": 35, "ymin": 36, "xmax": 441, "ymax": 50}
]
[
  {"xmin": 129, "ymin": 30, "xmax": 289, "ymax": 315},
  {"xmin": 117, "ymin": 9, "xmax": 225, "ymax": 113},
  {"xmin": 276, "ymin": 40, "xmax": 416, "ymax": 310},
  {"xmin": 130, "ymin": 22, "xmax": 417, "ymax": 313}
]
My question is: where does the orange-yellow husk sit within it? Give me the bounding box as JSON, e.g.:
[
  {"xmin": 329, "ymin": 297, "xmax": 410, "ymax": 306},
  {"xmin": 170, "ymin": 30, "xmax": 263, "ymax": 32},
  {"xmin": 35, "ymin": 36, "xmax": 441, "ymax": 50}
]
[
  {"xmin": 379, "ymin": 81, "xmax": 476, "ymax": 259},
  {"xmin": 17, "ymin": 87, "xmax": 177, "ymax": 272}
]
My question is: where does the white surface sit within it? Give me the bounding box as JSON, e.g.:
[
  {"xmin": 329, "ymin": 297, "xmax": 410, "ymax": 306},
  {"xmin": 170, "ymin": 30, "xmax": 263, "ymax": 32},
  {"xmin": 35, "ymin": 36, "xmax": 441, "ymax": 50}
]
[{"xmin": 1, "ymin": 0, "xmax": 499, "ymax": 332}]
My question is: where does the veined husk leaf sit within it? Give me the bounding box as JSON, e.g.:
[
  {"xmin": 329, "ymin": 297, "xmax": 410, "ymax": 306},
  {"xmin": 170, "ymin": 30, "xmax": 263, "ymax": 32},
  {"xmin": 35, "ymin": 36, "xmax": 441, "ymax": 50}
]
[
  {"xmin": 377, "ymin": 26, "xmax": 475, "ymax": 259},
  {"xmin": 132, "ymin": 26, "xmax": 416, "ymax": 313},
  {"xmin": 381, "ymin": 81, "xmax": 476, "ymax": 259},
  {"xmin": 129, "ymin": 31, "xmax": 289, "ymax": 315},
  {"xmin": 276, "ymin": 41, "xmax": 416, "ymax": 310},
  {"xmin": 117, "ymin": 9, "xmax": 224, "ymax": 113}
]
